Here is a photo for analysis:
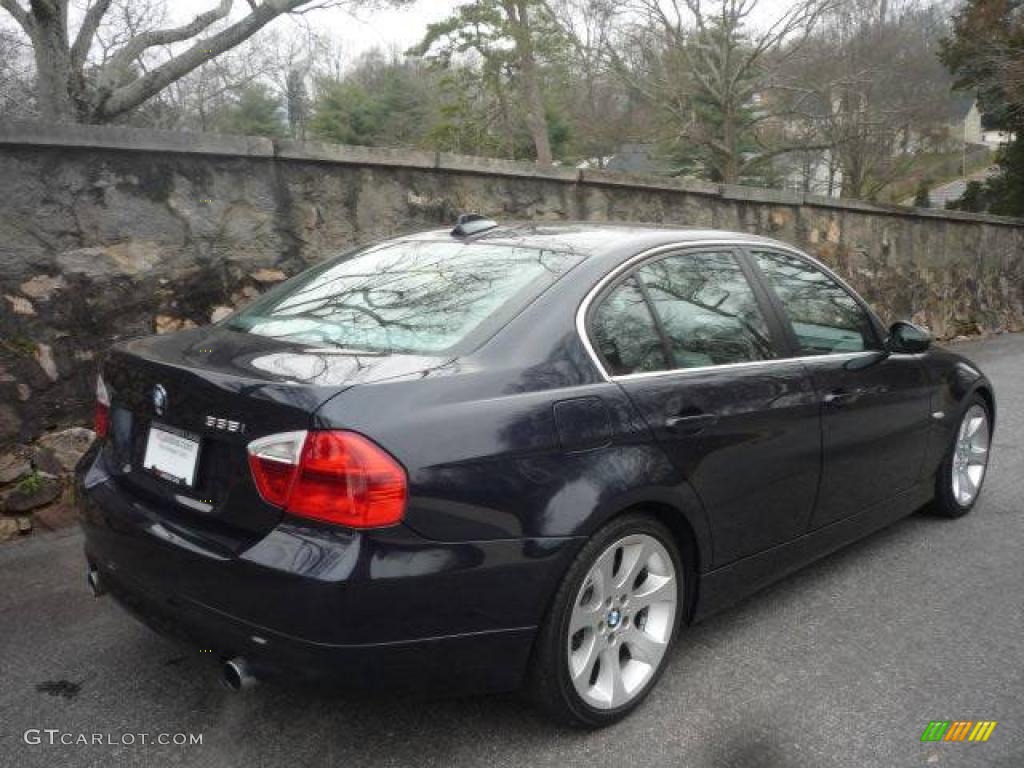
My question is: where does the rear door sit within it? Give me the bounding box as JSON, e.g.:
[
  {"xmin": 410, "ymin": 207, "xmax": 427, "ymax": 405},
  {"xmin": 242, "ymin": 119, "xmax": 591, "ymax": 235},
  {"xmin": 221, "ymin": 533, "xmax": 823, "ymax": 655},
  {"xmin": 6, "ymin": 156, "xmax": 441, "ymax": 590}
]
[
  {"xmin": 745, "ymin": 248, "xmax": 932, "ymax": 529},
  {"xmin": 587, "ymin": 246, "xmax": 821, "ymax": 566}
]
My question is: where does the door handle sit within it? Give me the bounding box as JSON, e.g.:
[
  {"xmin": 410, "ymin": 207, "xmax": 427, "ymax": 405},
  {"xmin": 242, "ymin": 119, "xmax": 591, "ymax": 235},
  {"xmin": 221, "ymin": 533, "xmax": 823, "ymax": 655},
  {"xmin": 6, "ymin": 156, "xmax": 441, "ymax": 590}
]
[
  {"xmin": 823, "ymin": 388, "xmax": 865, "ymax": 407},
  {"xmin": 665, "ymin": 413, "xmax": 719, "ymax": 435}
]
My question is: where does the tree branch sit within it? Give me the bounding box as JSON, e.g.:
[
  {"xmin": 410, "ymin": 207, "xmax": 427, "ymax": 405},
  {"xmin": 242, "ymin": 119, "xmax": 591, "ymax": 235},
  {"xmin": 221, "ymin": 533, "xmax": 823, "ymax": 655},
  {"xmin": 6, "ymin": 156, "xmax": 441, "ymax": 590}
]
[
  {"xmin": 95, "ymin": 0, "xmax": 313, "ymax": 120},
  {"xmin": 0, "ymin": 0, "xmax": 31, "ymax": 35},
  {"xmin": 71, "ymin": 0, "xmax": 113, "ymax": 73},
  {"xmin": 101, "ymin": 0, "xmax": 234, "ymax": 79}
]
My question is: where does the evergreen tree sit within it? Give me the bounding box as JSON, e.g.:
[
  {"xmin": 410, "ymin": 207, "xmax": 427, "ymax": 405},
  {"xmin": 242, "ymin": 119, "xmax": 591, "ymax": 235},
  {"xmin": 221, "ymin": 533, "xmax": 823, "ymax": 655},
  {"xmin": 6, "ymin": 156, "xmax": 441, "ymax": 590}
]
[
  {"xmin": 941, "ymin": 0, "xmax": 1024, "ymax": 215},
  {"xmin": 219, "ymin": 84, "xmax": 286, "ymax": 138},
  {"xmin": 913, "ymin": 180, "xmax": 932, "ymax": 208}
]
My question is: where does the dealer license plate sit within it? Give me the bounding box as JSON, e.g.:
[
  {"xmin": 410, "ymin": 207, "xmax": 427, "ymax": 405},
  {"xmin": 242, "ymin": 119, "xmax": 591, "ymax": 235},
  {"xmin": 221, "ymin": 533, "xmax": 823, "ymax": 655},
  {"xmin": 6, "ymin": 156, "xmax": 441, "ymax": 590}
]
[{"xmin": 142, "ymin": 424, "xmax": 200, "ymax": 487}]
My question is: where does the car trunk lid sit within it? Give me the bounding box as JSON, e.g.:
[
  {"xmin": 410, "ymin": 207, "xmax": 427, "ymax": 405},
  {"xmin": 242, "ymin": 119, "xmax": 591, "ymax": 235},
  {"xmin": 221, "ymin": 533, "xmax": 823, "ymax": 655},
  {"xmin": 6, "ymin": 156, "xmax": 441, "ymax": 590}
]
[{"xmin": 100, "ymin": 325, "xmax": 449, "ymax": 542}]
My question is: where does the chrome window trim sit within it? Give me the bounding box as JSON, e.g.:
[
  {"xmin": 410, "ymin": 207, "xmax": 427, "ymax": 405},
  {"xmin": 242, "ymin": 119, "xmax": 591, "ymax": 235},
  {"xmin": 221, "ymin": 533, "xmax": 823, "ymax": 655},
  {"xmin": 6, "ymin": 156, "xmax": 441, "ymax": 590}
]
[{"xmin": 575, "ymin": 239, "xmax": 882, "ymax": 383}]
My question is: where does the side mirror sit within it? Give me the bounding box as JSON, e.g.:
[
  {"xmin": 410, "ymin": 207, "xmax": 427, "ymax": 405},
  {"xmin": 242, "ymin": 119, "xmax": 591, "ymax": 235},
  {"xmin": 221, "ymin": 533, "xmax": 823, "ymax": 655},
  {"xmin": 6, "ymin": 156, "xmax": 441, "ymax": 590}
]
[{"xmin": 887, "ymin": 321, "xmax": 932, "ymax": 354}]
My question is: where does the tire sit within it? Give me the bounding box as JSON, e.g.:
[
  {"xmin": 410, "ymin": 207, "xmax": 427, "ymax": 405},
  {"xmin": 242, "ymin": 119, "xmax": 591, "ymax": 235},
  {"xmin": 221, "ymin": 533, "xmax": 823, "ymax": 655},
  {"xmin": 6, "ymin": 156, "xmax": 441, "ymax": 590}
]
[
  {"xmin": 930, "ymin": 394, "xmax": 992, "ymax": 518},
  {"xmin": 529, "ymin": 513, "xmax": 684, "ymax": 728}
]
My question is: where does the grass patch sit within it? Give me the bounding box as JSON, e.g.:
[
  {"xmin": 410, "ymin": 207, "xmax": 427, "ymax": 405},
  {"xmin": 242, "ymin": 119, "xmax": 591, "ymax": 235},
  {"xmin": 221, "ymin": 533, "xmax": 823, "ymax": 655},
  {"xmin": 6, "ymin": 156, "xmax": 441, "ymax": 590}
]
[
  {"xmin": 0, "ymin": 336, "xmax": 37, "ymax": 358},
  {"xmin": 15, "ymin": 471, "xmax": 44, "ymax": 494}
]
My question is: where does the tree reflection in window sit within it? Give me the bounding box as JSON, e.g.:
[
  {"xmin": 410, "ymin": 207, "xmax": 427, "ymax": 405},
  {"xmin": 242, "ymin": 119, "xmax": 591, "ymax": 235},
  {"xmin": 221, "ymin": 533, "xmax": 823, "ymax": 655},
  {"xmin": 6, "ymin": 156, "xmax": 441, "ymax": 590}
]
[
  {"xmin": 229, "ymin": 241, "xmax": 577, "ymax": 354},
  {"xmin": 592, "ymin": 278, "xmax": 669, "ymax": 375},
  {"xmin": 752, "ymin": 251, "xmax": 877, "ymax": 355},
  {"xmin": 636, "ymin": 251, "xmax": 777, "ymax": 368}
]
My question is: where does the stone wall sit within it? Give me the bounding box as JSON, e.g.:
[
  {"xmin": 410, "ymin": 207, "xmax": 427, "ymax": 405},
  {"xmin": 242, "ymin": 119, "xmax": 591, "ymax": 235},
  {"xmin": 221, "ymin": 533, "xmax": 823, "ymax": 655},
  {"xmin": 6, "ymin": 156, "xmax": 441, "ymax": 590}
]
[{"xmin": 2, "ymin": 121, "xmax": 1024, "ymax": 448}]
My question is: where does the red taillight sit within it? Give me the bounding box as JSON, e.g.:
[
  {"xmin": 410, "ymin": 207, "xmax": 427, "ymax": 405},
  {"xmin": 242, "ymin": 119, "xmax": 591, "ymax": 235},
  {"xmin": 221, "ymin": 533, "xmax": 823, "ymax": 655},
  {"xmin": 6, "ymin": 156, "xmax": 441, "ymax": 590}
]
[
  {"xmin": 94, "ymin": 374, "xmax": 110, "ymax": 438},
  {"xmin": 247, "ymin": 431, "xmax": 305, "ymax": 507},
  {"xmin": 247, "ymin": 430, "xmax": 407, "ymax": 529}
]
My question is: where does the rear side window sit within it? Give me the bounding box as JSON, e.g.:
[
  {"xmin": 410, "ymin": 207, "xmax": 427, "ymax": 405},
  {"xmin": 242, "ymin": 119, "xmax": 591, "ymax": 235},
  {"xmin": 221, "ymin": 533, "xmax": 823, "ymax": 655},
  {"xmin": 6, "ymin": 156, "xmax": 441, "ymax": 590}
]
[
  {"xmin": 589, "ymin": 249, "xmax": 778, "ymax": 376},
  {"xmin": 591, "ymin": 278, "xmax": 669, "ymax": 375},
  {"xmin": 635, "ymin": 250, "xmax": 777, "ymax": 368},
  {"xmin": 751, "ymin": 250, "xmax": 879, "ymax": 355},
  {"xmin": 229, "ymin": 241, "xmax": 579, "ymax": 354}
]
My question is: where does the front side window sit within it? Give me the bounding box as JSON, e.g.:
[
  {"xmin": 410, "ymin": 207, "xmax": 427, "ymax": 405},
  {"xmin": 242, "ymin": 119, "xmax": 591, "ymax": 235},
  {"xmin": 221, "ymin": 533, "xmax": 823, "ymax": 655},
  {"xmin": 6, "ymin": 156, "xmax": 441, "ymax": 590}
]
[
  {"xmin": 751, "ymin": 250, "xmax": 879, "ymax": 355},
  {"xmin": 591, "ymin": 278, "xmax": 669, "ymax": 375},
  {"xmin": 228, "ymin": 241, "xmax": 579, "ymax": 354},
  {"xmin": 635, "ymin": 250, "xmax": 778, "ymax": 368}
]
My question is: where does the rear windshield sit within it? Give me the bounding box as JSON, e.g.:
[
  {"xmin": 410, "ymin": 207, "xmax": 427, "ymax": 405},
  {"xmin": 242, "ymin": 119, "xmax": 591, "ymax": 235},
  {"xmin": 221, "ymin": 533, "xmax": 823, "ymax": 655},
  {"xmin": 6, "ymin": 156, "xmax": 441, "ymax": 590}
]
[{"xmin": 227, "ymin": 240, "xmax": 580, "ymax": 354}]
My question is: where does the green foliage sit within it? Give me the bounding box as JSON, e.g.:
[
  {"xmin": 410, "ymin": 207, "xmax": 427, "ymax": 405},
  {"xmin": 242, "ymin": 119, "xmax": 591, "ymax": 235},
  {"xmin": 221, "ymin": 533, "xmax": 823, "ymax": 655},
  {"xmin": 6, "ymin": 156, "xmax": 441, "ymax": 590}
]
[
  {"xmin": 310, "ymin": 80, "xmax": 383, "ymax": 146},
  {"xmin": 652, "ymin": 14, "xmax": 764, "ymax": 183},
  {"xmin": 409, "ymin": 0, "xmax": 570, "ymax": 162},
  {"xmin": 940, "ymin": 0, "xmax": 1024, "ymax": 129},
  {"xmin": 913, "ymin": 180, "xmax": 933, "ymax": 208},
  {"xmin": 0, "ymin": 336, "xmax": 36, "ymax": 358},
  {"xmin": 15, "ymin": 471, "xmax": 43, "ymax": 494},
  {"xmin": 946, "ymin": 180, "xmax": 988, "ymax": 212},
  {"xmin": 977, "ymin": 138, "xmax": 1024, "ymax": 216},
  {"xmin": 218, "ymin": 84, "xmax": 286, "ymax": 138},
  {"xmin": 310, "ymin": 55, "xmax": 437, "ymax": 147},
  {"xmin": 941, "ymin": 0, "xmax": 1024, "ymax": 214},
  {"xmin": 425, "ymin": 68, "xmax": 505, "ymax": 156}
]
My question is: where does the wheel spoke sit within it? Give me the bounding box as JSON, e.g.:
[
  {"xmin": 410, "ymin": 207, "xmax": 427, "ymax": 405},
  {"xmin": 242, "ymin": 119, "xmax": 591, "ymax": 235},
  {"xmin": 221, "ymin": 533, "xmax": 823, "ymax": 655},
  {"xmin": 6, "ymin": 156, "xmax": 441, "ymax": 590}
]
[
  {"xmin": 596, "ymin": 550, "xmax": 618, "ymax": 598},
  {"xmin": 600, "ymin": 646, "xmax": 628, "ymax": 708},
  {"xmin": 625, "ymin": 627, "xmax": 665, "ymax": 667},
  {"xmin": 570, "ymin": 600, "xmax": 603, "ymax": 636},
  {"xmin": 616, "ymin": 541, "xmax": 647, "ymax": 592},
  {"xmin": 966, "ymin": 464, "xmax": 985, "ymax": 487},
  {"xmin": 569, "ymin": 630, "xmax": 600, "ymax": 681},
  {"xmin": 959, "ymin": 468, "xmax": 976, "ymax": 501},
  {"xmin": 957, "ymin": 417, "xmax": 969, "ymax": 442},
  {"xmin": 632, "ymin": 572, "xmax": 674, "ymax": 608}
]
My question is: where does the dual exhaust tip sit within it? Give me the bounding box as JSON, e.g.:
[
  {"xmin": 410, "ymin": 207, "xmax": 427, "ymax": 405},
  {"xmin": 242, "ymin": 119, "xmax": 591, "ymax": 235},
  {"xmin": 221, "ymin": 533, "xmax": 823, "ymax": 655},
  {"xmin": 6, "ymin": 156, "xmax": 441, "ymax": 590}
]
[
  {"xmin": 88, "ymin": 568, "xmax": 257, "ymax": 692},
  {"xmin": 87, "ymin": 568, "xmax": 105, "ymax": 598},
  {"xmin": 221, "ymin": 657, "xmax": 257, "ymax": 691}
]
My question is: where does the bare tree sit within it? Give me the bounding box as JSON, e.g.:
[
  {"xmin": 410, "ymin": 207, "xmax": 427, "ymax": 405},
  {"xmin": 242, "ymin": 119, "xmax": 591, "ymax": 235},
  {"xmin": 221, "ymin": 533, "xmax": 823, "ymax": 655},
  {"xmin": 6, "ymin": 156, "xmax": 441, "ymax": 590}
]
[
  {"xmin": 595, "ymin": 0, "xmax": 835, "ymax": 183},
  {"xmin": 502, "ymin": 0, "xmax": 553, "ymax": 164},
  {"xmin": 544, "ymin": 0, "xmax": 648, "ymax": 165},
  {"xmin": 777, "ymin": 0, "xmax": 956, "ymax": 198},
  {"xmin": 411, "ymin": 0, "xmax": 565, "ymax": 165},
  {"xmin": 0, "ymin": 25, "xmax": 36, "ymax": 117},
  {"xmin": 0, "ymin": 0, "xmax": 398, "ymax": 124}
]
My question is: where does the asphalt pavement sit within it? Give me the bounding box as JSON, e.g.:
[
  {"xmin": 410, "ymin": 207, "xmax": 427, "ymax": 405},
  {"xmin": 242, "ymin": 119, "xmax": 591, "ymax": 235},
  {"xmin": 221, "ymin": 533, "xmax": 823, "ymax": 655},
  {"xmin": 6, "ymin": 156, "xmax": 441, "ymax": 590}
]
[{"xmin": 1, "ymin": 333, "xmax": 1022, "ymax": 768}]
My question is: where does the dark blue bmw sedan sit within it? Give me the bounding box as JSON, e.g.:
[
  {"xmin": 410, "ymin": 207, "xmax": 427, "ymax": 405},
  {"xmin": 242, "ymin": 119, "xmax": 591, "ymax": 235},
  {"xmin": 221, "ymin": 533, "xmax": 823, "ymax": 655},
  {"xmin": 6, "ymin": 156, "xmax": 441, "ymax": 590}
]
[{"xmin": 76, "ymin": 218, "xmax": 995, "ymax": 727}]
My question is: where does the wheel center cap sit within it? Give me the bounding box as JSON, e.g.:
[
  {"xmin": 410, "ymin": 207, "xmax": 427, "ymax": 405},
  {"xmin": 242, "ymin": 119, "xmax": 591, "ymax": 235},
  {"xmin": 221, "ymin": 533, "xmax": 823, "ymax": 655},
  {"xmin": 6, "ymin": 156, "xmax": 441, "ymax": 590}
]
[{"xmin": 607, "ymin": 609, "xmax": 621, "ymax": 629}]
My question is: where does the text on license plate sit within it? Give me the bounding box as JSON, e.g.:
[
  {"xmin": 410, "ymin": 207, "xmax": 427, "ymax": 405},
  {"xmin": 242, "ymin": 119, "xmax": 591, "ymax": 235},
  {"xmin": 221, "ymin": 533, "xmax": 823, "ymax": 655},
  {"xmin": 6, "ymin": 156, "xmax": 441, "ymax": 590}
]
[{"xmin": 143, "ymin": 425, "xmax": 200, "ymax": 487}]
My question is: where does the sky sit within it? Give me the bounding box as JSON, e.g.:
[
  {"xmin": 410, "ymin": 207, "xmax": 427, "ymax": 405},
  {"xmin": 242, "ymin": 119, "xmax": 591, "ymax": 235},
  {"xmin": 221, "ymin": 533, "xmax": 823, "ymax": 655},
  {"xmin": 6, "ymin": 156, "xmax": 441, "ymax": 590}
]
[
  {"xmin": 173, "ymin": 0, "xmax": 462, "ymax": 60},
  {"xmin": 0, "ymin": 0, "xmax": 803, "ymax": 67},
  {"xmin": 171, "ymin": 0, "xmax": 800, "ymax": 61}
]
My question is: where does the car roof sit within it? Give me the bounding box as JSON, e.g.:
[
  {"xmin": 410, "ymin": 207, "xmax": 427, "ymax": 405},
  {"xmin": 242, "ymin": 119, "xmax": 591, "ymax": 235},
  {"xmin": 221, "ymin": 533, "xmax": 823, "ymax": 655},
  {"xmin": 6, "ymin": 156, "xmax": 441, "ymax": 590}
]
[{"xmin": 400, "ymin": 221, "xmax": 796, "ymax": 259}]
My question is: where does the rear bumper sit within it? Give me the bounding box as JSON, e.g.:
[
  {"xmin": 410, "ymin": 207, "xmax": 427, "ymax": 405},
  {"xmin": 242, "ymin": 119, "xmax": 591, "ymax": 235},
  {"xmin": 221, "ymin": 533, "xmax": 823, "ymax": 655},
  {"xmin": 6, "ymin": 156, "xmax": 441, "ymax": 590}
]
[{"xmin": 76, "ymin": 448, "xmax": 580, "ymax": 694}]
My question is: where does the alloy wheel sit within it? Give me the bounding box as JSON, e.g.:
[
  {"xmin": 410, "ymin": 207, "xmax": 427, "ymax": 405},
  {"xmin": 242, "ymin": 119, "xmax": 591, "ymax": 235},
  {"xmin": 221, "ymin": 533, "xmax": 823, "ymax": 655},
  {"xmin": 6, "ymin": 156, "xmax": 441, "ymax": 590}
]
[
  {"xmin": 566, "ymin": 533, "xmax": 678, "ymax": 710},
  {"xmin": 951, "ymin": 404, "xmax": 990, "ymax": 507}
]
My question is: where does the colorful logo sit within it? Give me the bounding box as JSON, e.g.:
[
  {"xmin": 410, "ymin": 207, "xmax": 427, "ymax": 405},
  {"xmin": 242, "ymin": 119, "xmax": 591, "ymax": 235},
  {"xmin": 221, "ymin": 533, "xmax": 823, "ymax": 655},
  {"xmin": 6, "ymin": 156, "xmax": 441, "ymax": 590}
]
[{"xmin": 921, "ymin": 721, "xmax": 997, "ymax": 743}]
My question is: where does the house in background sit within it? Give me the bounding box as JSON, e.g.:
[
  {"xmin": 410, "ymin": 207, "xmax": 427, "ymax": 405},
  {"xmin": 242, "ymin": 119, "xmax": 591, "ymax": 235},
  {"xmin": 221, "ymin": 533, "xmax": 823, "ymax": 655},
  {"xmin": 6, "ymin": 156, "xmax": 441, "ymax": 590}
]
[
  {"xmin": 902, "ymin": 95, "xmax": 984, "ymax": 153},
  {"xmin": 603, "ymin": 143, "xmax": 664, "ymax": 175},
  {"xmin": 776, "ymin": 148, "xmax": 843, "ymax": 197},
  {"xmin": 948, "ymin": 96, "xmax": 984, "ymax": 147},
  {"xmin": 983, "ymin": 129, "xmax": 1016, "ymax": 148}
]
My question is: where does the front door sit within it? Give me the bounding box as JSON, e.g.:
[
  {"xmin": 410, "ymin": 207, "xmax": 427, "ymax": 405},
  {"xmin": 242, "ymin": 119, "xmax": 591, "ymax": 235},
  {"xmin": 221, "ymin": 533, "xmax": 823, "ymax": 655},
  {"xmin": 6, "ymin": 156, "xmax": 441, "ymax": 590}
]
[
  {"xmin": 746, "ymin": 248, "xmax": 932, "ymax": 528},
  {"xmin": 587, "ymin": 246, "xmax": 821, "ymax": 566}
]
